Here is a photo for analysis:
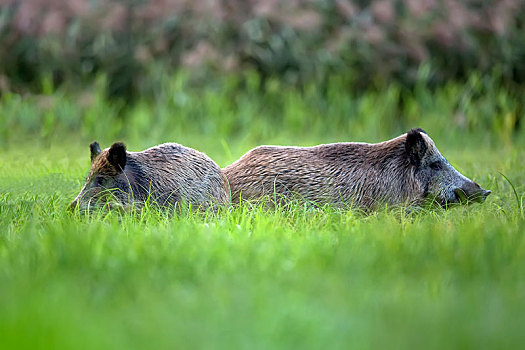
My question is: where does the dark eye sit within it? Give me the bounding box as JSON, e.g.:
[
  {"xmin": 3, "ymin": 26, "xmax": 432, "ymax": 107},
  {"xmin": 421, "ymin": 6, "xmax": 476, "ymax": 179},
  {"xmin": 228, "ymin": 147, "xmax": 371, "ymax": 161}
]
[
  {"xmin": 430, "ymin": 161, "xmax": 442, "ymax": 170},
  {"xmin": 95, "ymin": 176, "xmax": 105, "ymax": 186}
]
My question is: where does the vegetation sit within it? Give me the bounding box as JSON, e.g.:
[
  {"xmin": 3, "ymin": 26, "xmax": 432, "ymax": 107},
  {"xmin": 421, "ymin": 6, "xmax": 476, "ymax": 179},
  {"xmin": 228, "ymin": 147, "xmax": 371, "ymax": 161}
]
[
  {"xmin": 1, "ymin": 71, "xmax": 523, "ymax": 150},
  {"xmin": 2, "ymin": 0, "xmax": 525, "ymax": 102},
  {"xmin": 1, "ymin": 74, "xmax": 524, "ymax": 349},
  {"xmin": 1, "ymin": 1, "xmax": 524, "ymax": 348}
]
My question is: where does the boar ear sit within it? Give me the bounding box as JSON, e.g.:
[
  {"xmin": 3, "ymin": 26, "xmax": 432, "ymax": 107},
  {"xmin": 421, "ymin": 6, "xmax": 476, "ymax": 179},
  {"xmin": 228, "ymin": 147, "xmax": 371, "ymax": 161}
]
[
  {"xmin": 405, "ymin": 128, "xmax": 428, "ymax": 167},
  {"xmin": 90, "ymin": 141, "xmax": 102, "ymax": 162},
  {"xmin": 107, "ymin": 142, "xmax": 127, "ymax": 172}
]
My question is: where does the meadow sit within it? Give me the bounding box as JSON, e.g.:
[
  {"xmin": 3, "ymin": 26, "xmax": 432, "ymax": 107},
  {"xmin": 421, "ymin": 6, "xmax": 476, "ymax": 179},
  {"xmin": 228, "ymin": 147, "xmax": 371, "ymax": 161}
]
[{"xmin": 0, "ymin": 74, "xmax": 524, "ymax": 349}]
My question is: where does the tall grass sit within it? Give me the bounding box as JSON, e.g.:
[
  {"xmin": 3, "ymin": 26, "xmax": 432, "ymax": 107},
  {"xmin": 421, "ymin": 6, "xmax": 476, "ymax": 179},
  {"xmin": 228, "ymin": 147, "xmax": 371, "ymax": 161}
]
[
  {"xmin": 1, "ymin": 71, "xmax": 523, "ymax": 155},
  {"xmin": 0, "ymin": 76, "xmax": 524, "ymax": 349}
]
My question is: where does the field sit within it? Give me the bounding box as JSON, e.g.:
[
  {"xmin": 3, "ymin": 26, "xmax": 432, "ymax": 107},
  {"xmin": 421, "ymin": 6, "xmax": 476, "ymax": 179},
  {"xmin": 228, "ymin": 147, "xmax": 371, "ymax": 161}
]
[{"xmin": 1, "ymin": 76, "xmax": 524, "ymax": 349}]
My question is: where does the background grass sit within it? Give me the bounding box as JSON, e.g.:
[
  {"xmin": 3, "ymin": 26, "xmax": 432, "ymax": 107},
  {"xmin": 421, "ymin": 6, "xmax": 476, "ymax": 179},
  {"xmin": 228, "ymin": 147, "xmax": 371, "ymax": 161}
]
[{"xmin": 1, "ymin": 73, "xmax": 524, "ymax": 349}]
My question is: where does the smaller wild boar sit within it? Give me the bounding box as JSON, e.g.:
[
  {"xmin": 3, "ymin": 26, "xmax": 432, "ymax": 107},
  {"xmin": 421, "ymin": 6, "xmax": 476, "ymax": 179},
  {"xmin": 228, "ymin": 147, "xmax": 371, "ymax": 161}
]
[
  {"xmin": 223, "ymin": 128, "xmax": 491, "ymax": 210},
  {"xmin": 70, "ymin": 142, "xmax": 230, "ymax": 211}
]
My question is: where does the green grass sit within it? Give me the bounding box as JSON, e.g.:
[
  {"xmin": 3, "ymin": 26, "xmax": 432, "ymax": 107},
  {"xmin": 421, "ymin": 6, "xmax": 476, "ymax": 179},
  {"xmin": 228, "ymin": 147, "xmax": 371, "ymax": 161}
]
[
  {"xmin": 1, "ymin": 141, "xmax": 524, "ymax": 349},
  {"xmin": 1, "ymin": 76, "xmax": 524, "ymax": 349}
]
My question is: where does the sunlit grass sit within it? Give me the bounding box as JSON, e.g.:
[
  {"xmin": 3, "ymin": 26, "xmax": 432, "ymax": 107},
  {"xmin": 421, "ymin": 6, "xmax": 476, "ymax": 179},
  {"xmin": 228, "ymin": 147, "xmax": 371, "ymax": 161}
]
[
  {"xmin": 1, "ymin": 73, "xmax": 524, "ymax": 348},
  {"xmin": 1, "ymin": 139, "xmax": 524, "ymax": 349}
]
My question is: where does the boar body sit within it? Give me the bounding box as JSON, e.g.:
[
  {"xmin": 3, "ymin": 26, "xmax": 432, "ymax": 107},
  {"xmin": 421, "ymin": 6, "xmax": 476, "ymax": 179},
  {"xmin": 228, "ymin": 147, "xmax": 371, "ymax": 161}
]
[
  {"xmin": 71, "ymin": 142, "xmax": 230, "ymax": 211},
  {"xmin": 223, "ymin": 129, "xmax": 491, "ymax": 210}
]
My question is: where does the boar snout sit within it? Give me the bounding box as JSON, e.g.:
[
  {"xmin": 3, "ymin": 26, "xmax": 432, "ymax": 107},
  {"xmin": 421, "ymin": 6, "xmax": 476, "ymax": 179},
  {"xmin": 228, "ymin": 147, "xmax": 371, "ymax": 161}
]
[{"xmin": 454, "ymin": 182, "xmax": 491, "ymax": 204}]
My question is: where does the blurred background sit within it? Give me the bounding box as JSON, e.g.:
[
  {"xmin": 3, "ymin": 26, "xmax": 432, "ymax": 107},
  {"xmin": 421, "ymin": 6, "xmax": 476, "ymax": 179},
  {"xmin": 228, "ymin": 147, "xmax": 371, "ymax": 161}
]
[{"xmin": 0, "ymin": 0, "xmax": 523, "ymax": 163}]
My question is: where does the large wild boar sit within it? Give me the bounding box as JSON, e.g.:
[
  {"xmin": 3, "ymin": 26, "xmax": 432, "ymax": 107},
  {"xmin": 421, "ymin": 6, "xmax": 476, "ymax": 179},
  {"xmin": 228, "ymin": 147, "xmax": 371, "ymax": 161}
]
[
  {"xmin": 223, "ymin": 128, "xmax": 491, "ymax": 210},
  {"xmin": 70, "ymin": 142, "xmax": 230, "ymax": 211}
]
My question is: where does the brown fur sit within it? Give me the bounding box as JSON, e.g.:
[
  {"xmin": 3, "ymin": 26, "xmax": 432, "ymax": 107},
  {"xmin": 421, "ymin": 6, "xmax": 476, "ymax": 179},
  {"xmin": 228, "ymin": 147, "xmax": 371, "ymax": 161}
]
[
  {"xmin": 71, "ymin": 142, "xmax": 230, "ymax": 211},
  {"xmin": 223, "ymin": 130, "xmax": 490, "ymax": 210}
]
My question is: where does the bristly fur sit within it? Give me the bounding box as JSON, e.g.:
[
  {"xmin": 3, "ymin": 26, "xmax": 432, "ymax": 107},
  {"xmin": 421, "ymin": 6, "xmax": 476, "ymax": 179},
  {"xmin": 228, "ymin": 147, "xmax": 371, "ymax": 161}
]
[
  {"xmin": 72, "ymin": 142, "xmax": 230, "ymax": 211},
  {"xmin": 223, "ymin": 128, "xmax": 490, "ymax": 210}
]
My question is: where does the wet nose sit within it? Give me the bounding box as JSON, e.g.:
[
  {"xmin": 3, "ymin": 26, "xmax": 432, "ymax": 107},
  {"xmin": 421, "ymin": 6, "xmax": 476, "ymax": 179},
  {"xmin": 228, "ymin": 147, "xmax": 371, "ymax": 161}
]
[
  {"xmin": 477, "ymin": 189, "xmax": 491, "ymax": 203},
  {"xmin": 455, "ymin": 183, "xmax": 491, "ymax": 204},
  {"xmin": 474, "ymin": 182, "xmax": 492, "ymax": 198}
]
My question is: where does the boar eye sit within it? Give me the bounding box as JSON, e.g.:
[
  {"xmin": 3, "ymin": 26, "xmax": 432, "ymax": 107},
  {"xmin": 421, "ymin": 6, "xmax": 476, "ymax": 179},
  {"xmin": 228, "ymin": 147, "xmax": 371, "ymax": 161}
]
[
  {"xmin": 94, "ymin": 176, "xmax": 105, "ymax": 186},
  {"xmin": 430, "ymin": 161, "xmax": 442, "ymax": 170}
]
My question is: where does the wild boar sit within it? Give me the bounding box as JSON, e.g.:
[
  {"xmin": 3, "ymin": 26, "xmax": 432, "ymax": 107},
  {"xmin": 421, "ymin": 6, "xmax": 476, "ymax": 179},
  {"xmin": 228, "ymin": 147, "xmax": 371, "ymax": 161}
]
[
  {"xmin": 223, "ymin": 128, "xmax": 491, "ymax": 210},
  {"xmin": 71, "ymin": 141, "xmax": 230, "ymax": 211}
]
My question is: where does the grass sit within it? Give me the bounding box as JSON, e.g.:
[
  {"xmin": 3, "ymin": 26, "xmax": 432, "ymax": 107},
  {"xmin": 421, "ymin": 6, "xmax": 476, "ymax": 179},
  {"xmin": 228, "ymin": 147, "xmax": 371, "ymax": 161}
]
[
  {"xmin": 1, "ymin": 76, "xmax": 524, "ymax": 349},
  {"xmin": 1, "ymin": 142, "xmax": 524, "ymax": 350}
]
